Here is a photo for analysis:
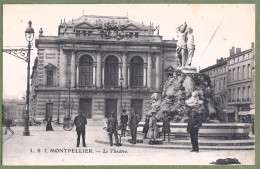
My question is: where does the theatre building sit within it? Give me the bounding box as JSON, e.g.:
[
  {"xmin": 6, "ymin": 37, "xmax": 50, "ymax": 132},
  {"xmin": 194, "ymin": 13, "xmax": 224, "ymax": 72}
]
[{"xmin": 32, "ymin": 15, "xmax": 177, "ymax": 121}]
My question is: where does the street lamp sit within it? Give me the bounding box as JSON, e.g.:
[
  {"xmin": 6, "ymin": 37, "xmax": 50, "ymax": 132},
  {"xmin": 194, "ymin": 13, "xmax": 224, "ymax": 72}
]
[
  {"xmin": 120, "ymin": 76, "xmax": 124, "ymax": 111},
  {"xmin": 24, "ymin": 21, "xmax": 34, "ymax": 136}
]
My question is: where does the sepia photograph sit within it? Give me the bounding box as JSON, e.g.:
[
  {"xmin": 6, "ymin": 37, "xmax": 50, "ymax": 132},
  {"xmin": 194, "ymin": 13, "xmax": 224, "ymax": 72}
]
[{"xmin": 2, "ymin": 3, "xmax": 255, "ymax": 166}]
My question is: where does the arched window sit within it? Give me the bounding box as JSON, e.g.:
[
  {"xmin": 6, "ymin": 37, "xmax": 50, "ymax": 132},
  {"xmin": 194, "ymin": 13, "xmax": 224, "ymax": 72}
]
[
  {"xmin": 79, "ymin": 55, "xmax": 93, "ymax": 86},
  {"xmin": 105, "ymin": 56, "xmax": 118, "ymax": 86},
  {"xmin": 130, "ymin": 56, "xmax": 144, "ymax": 88}
]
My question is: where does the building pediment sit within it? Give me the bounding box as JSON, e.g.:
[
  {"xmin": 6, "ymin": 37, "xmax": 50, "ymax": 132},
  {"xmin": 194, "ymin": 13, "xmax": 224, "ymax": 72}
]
[
  {"xmin": 44, "ymin": 63, "xmax": 57, "ymax": 69},
  {"xmin": 124, "ymin": 23, "xmax": 141, "ymax": 30},
  {"xmin": 75, "ymin": 22, "xmax": 94, "ymax": 29}
]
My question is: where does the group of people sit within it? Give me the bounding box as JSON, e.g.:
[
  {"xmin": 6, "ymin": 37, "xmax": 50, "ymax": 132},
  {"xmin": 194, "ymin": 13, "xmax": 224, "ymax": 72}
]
[{"xmin": 72, "ymin": 108, "xmax": 202, "ymax": 153}]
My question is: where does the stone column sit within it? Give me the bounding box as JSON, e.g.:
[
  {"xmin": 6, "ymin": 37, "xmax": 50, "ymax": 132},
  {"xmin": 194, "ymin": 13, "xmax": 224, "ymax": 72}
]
[
  {"xmin": 143, "ymin": 64, "xmax": 147, "ymax": 87},
  {"xmin": 71, "ymin": 50, "xmax": 76, "ymax": 88},
  {"xmin": 122, "ymin": 52, "xmax": 127, "ymax": 88},
  {"xmin": 102, "ymin": 64, "xmax": 105, "ymax": 87},
  {"xmin": 147, "ymin": 52, "xmax": 152, "ymax": 89},
  {"xmin": 93, "ymin": 65, "xmax": 96, "ymax": 86},
  {"xmin": 127, "ymin": 65, "xmax": 130, "ymax": 88},
  {"xmin": 156, "ymin": 53, "xmax": 161, "ymax": 90},
  {"xmin": 118, "ymin": 66, "xmax": 122, "ymax": 86},
  {"xmin": 76, "ymin": 65, "xmax": 79, "ymax": 88},
  {"xmin": 59, "ymin": 47, "xmax": 67, "ymax": 88},
  {"xmin": 96, "ymin": 51, "xmax": 102, "ymax": 88}
]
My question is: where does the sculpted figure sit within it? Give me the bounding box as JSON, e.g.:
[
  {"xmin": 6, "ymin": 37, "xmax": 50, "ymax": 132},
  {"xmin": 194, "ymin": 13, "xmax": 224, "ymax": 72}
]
[
  {"xmin": 176, "ymin": 22, "xmax": 188, "ymax": 68},
  {"xmin": 187, "ymin": 27, "xmax": 195, "ymax": 66}
]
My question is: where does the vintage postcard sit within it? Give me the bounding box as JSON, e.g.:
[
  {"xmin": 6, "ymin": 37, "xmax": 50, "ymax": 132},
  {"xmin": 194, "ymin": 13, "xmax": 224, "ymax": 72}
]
[{"xmin": 2, "ymin": 3, "xmax": 255, "ymax": 166}]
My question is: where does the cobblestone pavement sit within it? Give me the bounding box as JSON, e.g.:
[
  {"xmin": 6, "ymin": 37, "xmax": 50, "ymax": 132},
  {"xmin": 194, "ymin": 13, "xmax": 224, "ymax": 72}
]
[{"xmin": 2, "ymin": 125, "xmax": 254, "ymax": 166}]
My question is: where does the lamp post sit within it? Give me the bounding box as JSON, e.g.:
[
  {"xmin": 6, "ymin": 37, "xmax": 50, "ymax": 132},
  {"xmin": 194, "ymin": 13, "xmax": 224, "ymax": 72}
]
[
  {"xmin": 24, "ymin": 21, "xmax": 34, "ymax": 136},
  {"xmin": 2, "ymin": 21, "xmax": 34, "ymax": 136},
  {"xmin": 120, "ymin": 76, "xmax": 124, "ymax": 111}
]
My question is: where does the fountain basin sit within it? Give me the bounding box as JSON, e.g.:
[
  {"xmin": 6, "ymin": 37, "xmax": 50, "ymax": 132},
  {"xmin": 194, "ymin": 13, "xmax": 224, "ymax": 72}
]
[{"xmin": 135, "ymin": 122, "xmax": 252, "ymax": 139}]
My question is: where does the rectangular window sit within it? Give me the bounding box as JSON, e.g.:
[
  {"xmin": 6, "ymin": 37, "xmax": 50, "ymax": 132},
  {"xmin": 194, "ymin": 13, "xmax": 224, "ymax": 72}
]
[
  {"xmin": 233, "ymin": 68, "xmax": 236, "ymax": 81},
  {"xmin": 248, "ymin": 86, "xmax": 251, "ymax": 100},
  {"xmin": 135, "ymin": 32, "xmax": 139, "ymax": 38},
  {"xmin": 224, "ymin": 78, "xmax": 226, "ymax": 87},
  {"xmin": 242, "ymin": 65, "xmax": 245, "ymax": 79},
  {"xmin": 129, "ymin": 32, "xmax": 133, "ymax": 38},
  {"xmin": 228, "ymin": 69, "xmax": 231, "ymax": 82},
  {"xmin": 76, "ymin": 30, "xmax": 80, "ymax": 36},
  {"xmin": 47, "ymin": 70, "xmax": 54, "ymax": 86},
  {"xmin": 248, "ymin": 64, "xmax": 251, "ymax": 78},
  {"xmin": 237, "ymin": 67, "xmax": 240, "ymax": 80},
  {"xmin": 88, "ymin": 31, "xmax": 92, "ymax": 36},
  {"xmin": 82, "ymin": 31, "xmax": 86, "ymax": 36}
]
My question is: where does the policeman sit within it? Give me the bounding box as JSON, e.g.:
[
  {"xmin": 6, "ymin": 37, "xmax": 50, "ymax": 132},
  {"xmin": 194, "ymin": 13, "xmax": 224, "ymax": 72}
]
[
  {"xmin": 187, "ymin": 112, "xmax": 202, "ymax": 152},
  {"xmin": 107, "ymin": 111, "xmax": 120, "ymax": 146},
  {"xmin": 74, "ymin": 111, "xmax": 87, "ymax": 147}
]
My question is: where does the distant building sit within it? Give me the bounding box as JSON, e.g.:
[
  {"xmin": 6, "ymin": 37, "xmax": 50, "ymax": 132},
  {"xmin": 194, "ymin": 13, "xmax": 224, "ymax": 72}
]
[
  {"xmin": 200, "ymin": 43, "xmax": 255, "ymax": 122},
  {"xmin": 3, "ymin": 99, "xmax": 25, "ymax": 121},
  {"xmin": 32, "ymin": 15, "xmax": 178, "ymax": 122},
  {"xmin": 226, "ymin": 43, "xmax": 255, "ymax": 122}
]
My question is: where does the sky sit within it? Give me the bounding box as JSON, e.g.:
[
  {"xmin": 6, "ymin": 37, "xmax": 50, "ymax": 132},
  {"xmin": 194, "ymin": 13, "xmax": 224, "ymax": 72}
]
[{"xmin": 2, "ymin": 4, "xmax": 255, "ymax": 99}]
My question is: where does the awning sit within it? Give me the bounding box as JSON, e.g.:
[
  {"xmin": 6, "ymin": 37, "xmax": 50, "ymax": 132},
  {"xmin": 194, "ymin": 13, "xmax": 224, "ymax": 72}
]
[
  {"xmin": 248, "ymin": 109, "xmax": 255, "ymax": 115},
  {"xmin": 238, "ymin": 111, "xmax": 249, "ymax": 116}
]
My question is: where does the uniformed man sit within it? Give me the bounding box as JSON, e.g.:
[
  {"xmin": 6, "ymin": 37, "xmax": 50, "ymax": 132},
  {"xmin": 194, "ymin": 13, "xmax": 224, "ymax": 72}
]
[
  {"xmin": 74, "ymin": 111, "xmax": 87, "ymax": 147},
  {"xmin": 187, "ymin": 112, "xmax": 202, "ymax": 152},
  {"xmin": 162, "ymin": 111, "xmax": 172, "ymax": 142},
  {"xmin": 128, "ymin": 108, "xmax": 140, "ymax": 144},
  {"xmin": 107, "ymin": 111, "xmax": 120, "ymax": 146}
]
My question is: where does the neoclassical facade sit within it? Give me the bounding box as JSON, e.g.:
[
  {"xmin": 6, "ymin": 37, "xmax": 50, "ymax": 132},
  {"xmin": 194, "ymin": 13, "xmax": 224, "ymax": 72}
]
[{"xmin": 33, "ymin": 15, "xmax": 177, "ymax": 121}]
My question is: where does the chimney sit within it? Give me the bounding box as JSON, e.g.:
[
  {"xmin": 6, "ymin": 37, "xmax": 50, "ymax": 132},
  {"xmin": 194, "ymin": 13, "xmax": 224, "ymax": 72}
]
[
  {"xmin": 230, "ymin": 46, "xmax": 235, "ymax": 56},
  {"xmin": 251, "ymin": 42, "xmax": 254, "ymax": 48},
  {"xmin": 236, "ymin": 48, "xmax": 241, "ymax": 54}
]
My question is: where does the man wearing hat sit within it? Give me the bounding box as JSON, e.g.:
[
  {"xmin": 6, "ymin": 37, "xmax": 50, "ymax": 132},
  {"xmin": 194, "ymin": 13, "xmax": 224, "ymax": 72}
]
[
  {"xmin": 162, "ymin": 111, "xmax": 172, "ymax": 142},
  {"xmin": 128, "ymin": 108, "xmax": 140, "ymax": 144},
  {"xmin": 107, "ymin": 111, "xmax": 120, "ymax": 146},
  {"xmin": 148, "ymin": 111, "xmax": 159, "ymax": 145},
  {"xmin": 74, "ymin": 110, "xmax": 87, "ymax": 147},
  {"xmin": 120, "ymin": 109, "xmax": 128, "ymax": 137},
  {"xmin": 187, "ymin": 112, "xmax": 202, "ymax": 152}
]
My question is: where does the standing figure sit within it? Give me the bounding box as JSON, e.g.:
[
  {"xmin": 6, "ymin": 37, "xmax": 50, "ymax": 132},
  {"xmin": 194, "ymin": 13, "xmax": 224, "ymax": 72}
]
[
  {"xmin": 162, "ymin": 111, "xmax": 172, "ymax": 142},
  {"xmin": 187, "ymin": 112, "xmax": 202, "ymax": 152},
  {"xmin": 187, "ymin": 27, "xmax": 195, "ymax": 66},
  {"xmin": 74, "ymin": 111, "xmax": 87, "ymax": 147},
  {"xmin": 46, "ymin": 116, "xmax": 54, "ymax": 131},
  {"xmin": 176, "ymin": 22, "xmax": 188, "ymax": 68},
  {"xmin": 143, "ymin": 114, "xmax": 150, "ymax": 139},
  {"xmin": 120, "ymin": 109, "xmax": 128, "ymax": 137},
  {"xmin": 128, "ymin": 108, "xmax": 140, "ymax": 144},
  {"xmin": 148, "ymin": 112, "xmax": 159, "ymax": 145},
  {"xmin": 107, "ymin": 111, "xmax": 120, "ymax": 146},
  {"xmin": 4, "ymin": 117, "xmax": 14, "ymax": 135}
]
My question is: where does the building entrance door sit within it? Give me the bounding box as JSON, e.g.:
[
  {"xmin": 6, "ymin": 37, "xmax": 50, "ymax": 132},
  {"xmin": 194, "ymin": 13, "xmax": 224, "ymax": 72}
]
[
  {"xmin": 46, "ymin": 103, "xmax": 53, "ymax": 118},
  {"xmin": 131, "ymin": 99, "xmax": 143, "ymax": 117},
  {"xmin": 105, "ymin": 99, "xmax": 117, "ymax": 118},
  {"xmin": 80, "ymin": 99, "xmax": 92, "ymax": 119}
]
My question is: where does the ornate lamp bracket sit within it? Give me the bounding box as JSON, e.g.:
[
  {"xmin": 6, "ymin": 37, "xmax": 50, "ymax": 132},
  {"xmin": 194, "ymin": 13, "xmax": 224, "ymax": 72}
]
[{"xmin": 2, "ymin": 48, "xmax": 30, "ymax": 62}]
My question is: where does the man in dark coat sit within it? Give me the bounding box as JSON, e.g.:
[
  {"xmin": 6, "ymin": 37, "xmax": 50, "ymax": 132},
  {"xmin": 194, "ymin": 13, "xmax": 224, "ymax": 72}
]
[
  {"xmin": 107, "ymin": 111, "xmax": 120, "ymax": 146},
  {"xmin": 120, "ymin": 109, "xmax": 128, "ymax": 137},
  {"xmin": 162, "ymin": 111, "xmax": 172, "ymax": 142},
  {"xmin": 187, "ymin": 112, "xmax": 202, "ymax": 152},
  {"xmin": 128, "ymin": 108, "xmax": 140, "ymax": 144},
  {"xmin": 4, "ymin": 117, "xmax": 14, "ymax": 135},
  {"xmin": 74, "ymin": 111, "xmax": 87, "ymax": 147}
]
